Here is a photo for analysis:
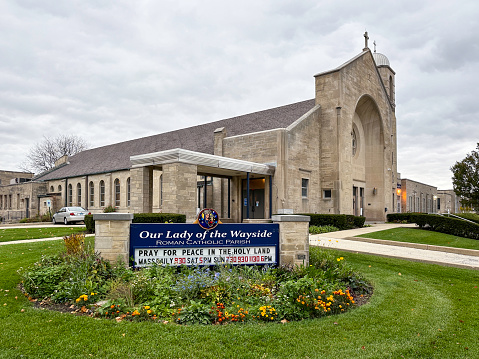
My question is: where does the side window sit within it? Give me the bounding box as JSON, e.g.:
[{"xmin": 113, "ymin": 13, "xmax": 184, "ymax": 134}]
[
  {"xmin": 100, "ymin": 180, "xmax": 105, "ymax": 207},
  {"xmin": 114, "ymin": 179, "xmax": 120, "ymax": 207},
  {"xmin": 301, "ymin": 178, "xmax": 309, "ymax": 198}
]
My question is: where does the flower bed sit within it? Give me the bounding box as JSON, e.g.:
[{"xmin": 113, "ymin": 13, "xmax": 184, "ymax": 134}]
[{"xmin": 19, "ymin": 235, "xmax": 372, "ymax": 325}]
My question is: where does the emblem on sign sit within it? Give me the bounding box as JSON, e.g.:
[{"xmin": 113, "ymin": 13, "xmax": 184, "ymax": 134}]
[{"xmin": 197, "ymin": 208, "xmax": 219, "ymax": 230}]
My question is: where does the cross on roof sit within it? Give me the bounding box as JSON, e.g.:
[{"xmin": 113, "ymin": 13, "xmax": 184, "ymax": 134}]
[
  {"xmin": 364, "ymin": 31, "xmax": 369, "ymax": 49},
  {"xmin": 374, "ymin": 40, "xmax": 377, "ymax": 52}
]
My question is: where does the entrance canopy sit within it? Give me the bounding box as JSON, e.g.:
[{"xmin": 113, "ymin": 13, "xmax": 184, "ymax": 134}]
[{"xmin": 130, "ymin": 148, "xmax": 275, "ymax": 177}]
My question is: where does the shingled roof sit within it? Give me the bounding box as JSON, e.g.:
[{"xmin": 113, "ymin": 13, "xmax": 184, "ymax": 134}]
[{"xmin": 35, "ymin": 99, "xmax": 315, "ymax": 181}]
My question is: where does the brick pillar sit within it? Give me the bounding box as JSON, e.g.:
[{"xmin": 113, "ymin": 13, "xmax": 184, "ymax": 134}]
[
  {"xmin": 272, "ymin": 214, "xmax": 310, "ymax": 267},
  {"xmin": 162, "ymin": 162, "xmax": 197, "ymax": 222},
  {"xmin": 130, "ymin": 167, "xmax": 153, "ymax": 213},
  {"xmin": 94, "ymin": 213, "xmax": 133, "ymax": 264}
]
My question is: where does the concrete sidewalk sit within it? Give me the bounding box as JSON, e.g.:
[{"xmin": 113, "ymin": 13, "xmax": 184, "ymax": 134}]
[
  {"xmin": 0, "ymin": 234, "xmax": 95, "ymax": 246},
  {"xmin": 310, "ymin": 223, "xmax": 479, "ymax": 270}
]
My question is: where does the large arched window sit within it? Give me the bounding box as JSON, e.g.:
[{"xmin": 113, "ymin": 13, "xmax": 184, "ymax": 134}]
[
  {"xmin": 351, "ymin": 129, "xmax": 357, "ymax": 156},
  {"xmin": 100, "ymin": 180, "xmax": 105, "ymax": 207},
  {"xmin": 68, "ymin": 184, "xmax": 73, "ymax": 206},
  {"xmin": 58, "ymin": 185, "xmax": 62, "ymax": 192},
  {"xmin": 50, "ymin": 186, "xmax": 54, "ymax": 192},
  {"xmin": 127, "ymin": 177, "xmax": 131, "ymax": 207},
  {"xmin": 114, "ymin": 178, "xmax": 120, "ymax": 207},
  {"xmin": 89, "ymin": 181, "xmax": 95, "ymax": 207},
  {"xmin": 77, "ymin": 183, "xmax": 82, "ymax": 206}
]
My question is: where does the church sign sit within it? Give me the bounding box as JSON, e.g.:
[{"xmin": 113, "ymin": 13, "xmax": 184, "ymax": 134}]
[{"xmin": 130, "ymin": 211, "xmax": 279, "ymax": 267}]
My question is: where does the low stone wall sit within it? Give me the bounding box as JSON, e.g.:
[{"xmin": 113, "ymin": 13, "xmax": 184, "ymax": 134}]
[
  {"xmin": 272, "ymin": 215, "xmax": 310, "ymax": 267},
  {"xmin": 94, "ymin": 213, "xmax": 133, "ymax": 264},
  {"xmin": 94, "ymin": 213, "xmax": 310, "ymax": 267}
]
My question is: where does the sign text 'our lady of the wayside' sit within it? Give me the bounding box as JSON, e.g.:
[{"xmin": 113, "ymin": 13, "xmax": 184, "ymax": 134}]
[{"xmin": 130, "ymin": 209, "xmax": 279, "ymax": 267}]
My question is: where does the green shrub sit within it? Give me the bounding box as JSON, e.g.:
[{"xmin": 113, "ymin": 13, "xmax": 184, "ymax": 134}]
[
  {"xmin": 133, "ymin": 213, "xmax": 186, "ymax": 223},
  {"xmin": 103, "ymin": 205, "xmax": 116, "ymax": 213},
  {"xmin": 84, "ymin": 214, "xmax": 95, "ymax": 233},
  {"xmin": 85, "ymin": 213, "xmax": 186, "ymax": 233},
  {"xmin": 353, "ymin": 215, "xmax": 366, "ymax": 228},
  {"xmin": 388, "ymin": 213, "xmax": 479, "ymax": 240},
  {"xmin": 301, "ymin": 214, "xmax": 365, "ymax": 230},
  {"xmin": 309, "ymin": 225, "xmax": 339, "ymax": 234},
  {"xmin": 454, "ymin": 212, "xmax": 479, "ymax": 224}
]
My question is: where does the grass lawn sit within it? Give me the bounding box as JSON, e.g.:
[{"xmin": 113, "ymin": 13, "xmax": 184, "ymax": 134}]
[
  {"xmin": 0, "ymin": 226, "xmax": 86, "ymax": 243},
  {"xmin": 1, "ymin": 238, "xmax": 478, "ymax": 358},
  {"xmin": 357, "ymin": 227, "xmax": 479, "ymax": 251}
]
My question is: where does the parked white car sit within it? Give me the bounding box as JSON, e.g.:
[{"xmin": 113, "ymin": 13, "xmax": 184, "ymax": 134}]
[{"xmin": 52, "ymin": 207, "xmax": 90, "ymax": 224}]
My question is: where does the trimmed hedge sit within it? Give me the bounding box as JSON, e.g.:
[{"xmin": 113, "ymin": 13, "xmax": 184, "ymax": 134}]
[
  {"xmin": 84, "ymin": 213, "xmax": 187, "ymax": 233},
  {"xmin": 453, "ymin": 213, "xmax": 479, "ymax": 225},
  {"xmin": 301, "ymin": 214, "xmax": 366, "ymax": 230},
  {"xmin": 387, "ymin": 213, "xmax": 479, "ymax": 240},
  {"xmin": 132, "ymin": 213, "xmax": 186, "ymax": 224},
  {"xmin": 84, "ymin": 214, "xmax": 95, "ymax": 233}
]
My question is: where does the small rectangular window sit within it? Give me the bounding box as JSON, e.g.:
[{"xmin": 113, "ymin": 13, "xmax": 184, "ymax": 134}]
[
  {"xmin": 323, "ymin": 189, "xmax": 332, "ymax": 199},
  {"xmin": 301, "ymin": 178, "xmax": 309, "ymax": 198}
]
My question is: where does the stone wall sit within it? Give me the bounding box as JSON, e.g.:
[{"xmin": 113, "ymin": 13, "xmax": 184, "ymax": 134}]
[
  {"xmin": 272, "ymin": 214, "xmax": 310, "ymax": 267},
  {"xmin": 400, "ymin": 179, "xmax": 437, "ymax": 213},
  {"xmin": 94, "ymin": 213, "xmax": 133, "ymax": 264}
]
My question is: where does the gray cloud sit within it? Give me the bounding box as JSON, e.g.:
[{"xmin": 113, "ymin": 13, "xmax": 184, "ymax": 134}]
[{"xmin": 0, "ymin": 0, "xmax": 478, "ymax": 191}]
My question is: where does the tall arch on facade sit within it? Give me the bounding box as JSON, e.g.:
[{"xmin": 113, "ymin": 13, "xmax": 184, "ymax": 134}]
[{"xmin": 352, "ymin": 94, "xmax": 385, "ymax": 221}]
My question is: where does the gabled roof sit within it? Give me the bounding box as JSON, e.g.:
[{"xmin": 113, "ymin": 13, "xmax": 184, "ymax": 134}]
[{"xmin": 35, "ymin": 99, "xmax": 315, "ymax": 181}]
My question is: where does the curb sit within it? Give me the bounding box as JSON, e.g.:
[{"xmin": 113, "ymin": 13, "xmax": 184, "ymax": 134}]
[
  {"xmin": 343, "ymin": 236, "xmax": 479, "ymax": 257},
  {"xmin": 313, "ymin": 245, "xmax": 479, "ymax": 271},
  {"xmin": 0, "ymin": 234, "xmax": 95, "ymax": 246}
]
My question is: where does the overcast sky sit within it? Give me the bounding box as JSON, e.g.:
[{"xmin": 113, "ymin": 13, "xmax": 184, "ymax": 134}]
[{"xmin": 1, "ymin": 0, "xmax": 478, "ymax": 189}]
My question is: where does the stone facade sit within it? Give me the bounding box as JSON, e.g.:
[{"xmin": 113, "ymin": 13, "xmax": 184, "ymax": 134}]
[
  {"xmin": 94, "ymin": 213, "xmax": 133, "ymax": 263},
  {"xmin": 272, "ymin": 215, "xmax": 310, "ymax": 267},
  {"xmin": 0, "ymin": 181, "xmax": 47, "ymax": 222},
  {"xmin": 437, "ymin": 190, "xmax": 460, "ymax": 214},
  {"xmin": 400, "ymin": 179, "xmax": 438, "ymax": 213},
  {"xmin": 1, "ymin": 46, "xmax": 414, "ymax": 223}
]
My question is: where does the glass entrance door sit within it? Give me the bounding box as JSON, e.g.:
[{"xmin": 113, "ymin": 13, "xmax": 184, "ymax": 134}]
[{"xmin": 242, "ymin": 178, "xmax": 265, "ymax": 220}]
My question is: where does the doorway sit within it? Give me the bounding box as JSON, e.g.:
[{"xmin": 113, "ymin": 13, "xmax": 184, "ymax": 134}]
[
  {"xmin": 353, "ymin": 186, "xmax": 364, "ymax": 216},
  {"xmin": 242, "ymin": 178, "xmax": 265, "ymax": 220}
]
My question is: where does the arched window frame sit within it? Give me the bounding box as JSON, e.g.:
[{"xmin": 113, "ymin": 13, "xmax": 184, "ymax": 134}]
[
  {"xmin": 114, "ymin": 178, "xmax": 120, "ymax": 207},
  {"xmin": 89, "ymin": 181, "xmax": 95, "ymax": 207},
  {"xmin": 77, "ymin": 183, "xmax": 82, "ymax": 206},
  {"xmin": 68, "ymin": 184, "xmax": 73, "ymax": 206},
  {"xmin": 100, "ymin": 180, "xmax": 105, "ymax": 207},
  {"xmin": 127, "ymin": 177, "xmax": 131, "ymax": 207}
]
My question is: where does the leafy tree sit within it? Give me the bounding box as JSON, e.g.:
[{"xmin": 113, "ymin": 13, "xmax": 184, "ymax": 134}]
[
  {"xmin": 23, "ymin": 134, "xmax": 88, "ymax": 174},
  {"xmin": 451, "ymin": 143, "xmax": 479, "ymax": 211}
]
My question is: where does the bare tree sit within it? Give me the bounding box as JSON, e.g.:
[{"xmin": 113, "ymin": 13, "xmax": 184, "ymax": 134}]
[{"xmin": 23, "ymin": 134, "xmax": 88, "ymax": 174}]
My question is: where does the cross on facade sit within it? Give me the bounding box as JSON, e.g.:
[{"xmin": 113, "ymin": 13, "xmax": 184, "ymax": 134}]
[{"xmin": 364, "ymin": 31, "xmax": 369, "ymax": 49}]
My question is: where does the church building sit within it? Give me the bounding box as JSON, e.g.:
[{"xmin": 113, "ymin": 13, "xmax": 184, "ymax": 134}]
[{"xmin": 1, "ymin": 36, "xmax": 399, "ymax": 223}]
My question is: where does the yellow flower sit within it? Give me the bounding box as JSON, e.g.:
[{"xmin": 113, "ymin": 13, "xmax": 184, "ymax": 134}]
[
  {"xmin": 144, "ymin": 306, "xmax": 150, "ymax": 310},
  {"xmin": 147, "ymin": 310, "xmax": 152, "ymax": 314}
]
